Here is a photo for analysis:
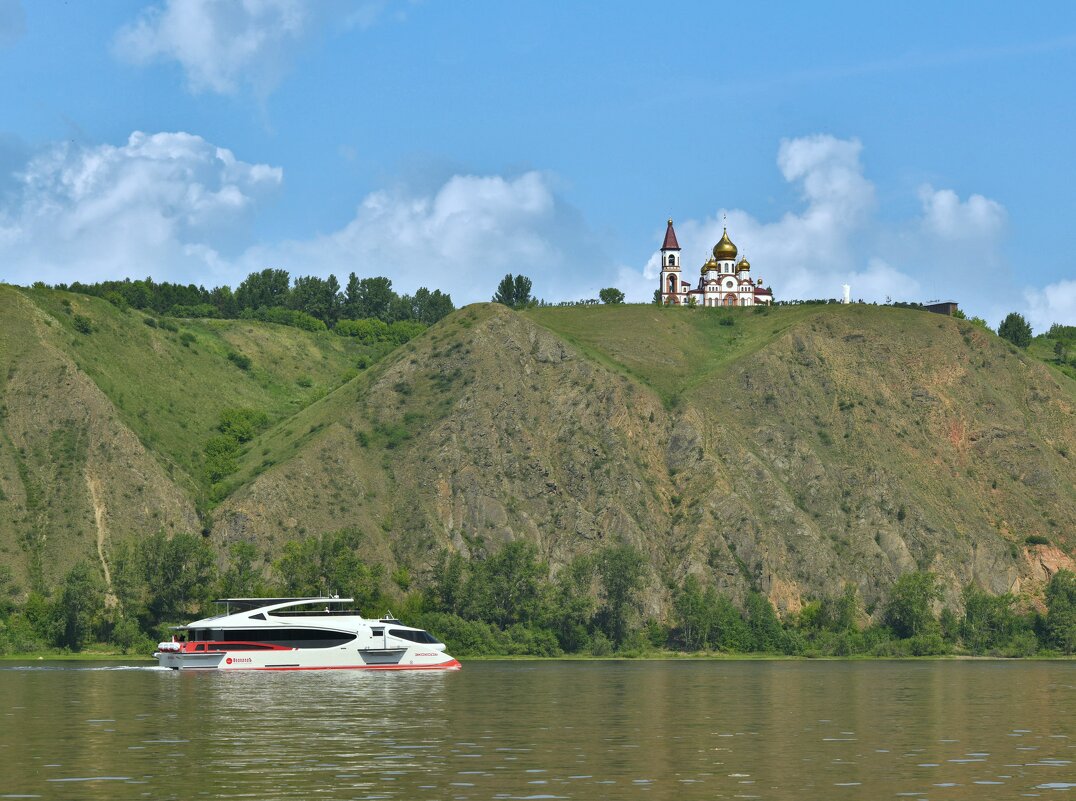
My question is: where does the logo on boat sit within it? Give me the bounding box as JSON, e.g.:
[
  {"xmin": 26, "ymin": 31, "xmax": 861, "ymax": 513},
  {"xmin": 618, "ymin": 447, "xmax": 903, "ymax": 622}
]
[{"xmin": 225, "ymin": 657, "xmax": 253, "ymax": 665}]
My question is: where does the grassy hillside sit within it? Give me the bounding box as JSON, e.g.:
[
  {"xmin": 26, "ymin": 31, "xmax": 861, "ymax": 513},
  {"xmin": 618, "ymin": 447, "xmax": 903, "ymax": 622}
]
[{"xmin": 1, "ymin": 289, "xmax": 1073, "ymax": 619}]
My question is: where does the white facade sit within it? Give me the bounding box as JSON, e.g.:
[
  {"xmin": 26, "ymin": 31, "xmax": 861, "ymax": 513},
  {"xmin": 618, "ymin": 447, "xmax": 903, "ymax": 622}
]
[{"xmin": 659, "ymin": 219, "xmax": 773, "ymax": 307}]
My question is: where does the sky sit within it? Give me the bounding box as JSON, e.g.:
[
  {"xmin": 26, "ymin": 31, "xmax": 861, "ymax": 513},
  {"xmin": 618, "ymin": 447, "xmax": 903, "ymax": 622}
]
[{"xmin": 1, "ymin": 1, "xmax": 1075, "ymax": 329}]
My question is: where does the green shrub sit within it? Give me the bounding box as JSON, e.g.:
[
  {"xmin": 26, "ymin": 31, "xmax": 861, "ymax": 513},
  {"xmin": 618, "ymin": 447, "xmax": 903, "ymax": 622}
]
[
  {"xmin": 1025, "ymin": 534, "xmax": 1049, "ymax": 546},
  {"xmin": 143, "ymin": 317, "xmax": 158, "ymax": 328},
  {"xmin": 239, "ymin": 306, "xmax": 326, "ymax": 332},
  {"xmin": 218, "ymin": 408, "xmax": 268, "ymax": 442},
  {"xmin": 227, "ymin": 351, "xmax": 252, "ymax": 371},
  {"xmin": 179, "ymin": 332, "xmax": 196, "ymax": 347},
  {"xmin": 167, "ymin": 303, "xmax": 219, "ymax": 318},
  {"xmin": 72, "ymin": 314, "xmax": 93, "ymax": 334}
]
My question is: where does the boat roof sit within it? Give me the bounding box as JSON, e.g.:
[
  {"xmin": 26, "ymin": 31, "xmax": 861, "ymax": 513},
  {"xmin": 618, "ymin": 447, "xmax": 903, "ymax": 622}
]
[{"xmin": 213, "ymin": 596, "xmax": 354, "ymax": 610}]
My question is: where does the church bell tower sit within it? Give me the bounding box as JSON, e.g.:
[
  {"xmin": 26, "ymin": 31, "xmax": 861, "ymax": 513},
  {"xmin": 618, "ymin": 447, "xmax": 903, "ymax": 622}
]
[{"xmin": 660, "ymin": 219, "xmax": 681, "ymax": 304}]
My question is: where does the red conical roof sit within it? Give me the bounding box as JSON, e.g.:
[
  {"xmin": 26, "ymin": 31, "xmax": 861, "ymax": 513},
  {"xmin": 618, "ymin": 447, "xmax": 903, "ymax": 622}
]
[{"xmin": 662, "ymin": 219, "xmax": 680, "ymax": 250}]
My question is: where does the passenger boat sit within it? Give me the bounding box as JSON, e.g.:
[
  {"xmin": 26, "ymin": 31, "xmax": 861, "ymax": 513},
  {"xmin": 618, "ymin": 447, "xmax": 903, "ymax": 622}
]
[{"xmin": 154, "ymin": 597, "xmax": 461, "ymax": 671}]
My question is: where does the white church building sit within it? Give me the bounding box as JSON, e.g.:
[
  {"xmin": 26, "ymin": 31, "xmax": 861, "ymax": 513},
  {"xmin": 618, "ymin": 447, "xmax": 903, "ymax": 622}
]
[{"xmin": 659, "ymin": 219, "xmax": 773, "ymax": 307}]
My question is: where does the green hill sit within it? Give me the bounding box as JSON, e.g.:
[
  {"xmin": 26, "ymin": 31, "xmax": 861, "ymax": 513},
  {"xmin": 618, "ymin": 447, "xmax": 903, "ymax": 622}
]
[{"xmin": 1, "ymin": 285, "xmax": 1073, "ymax": 621}]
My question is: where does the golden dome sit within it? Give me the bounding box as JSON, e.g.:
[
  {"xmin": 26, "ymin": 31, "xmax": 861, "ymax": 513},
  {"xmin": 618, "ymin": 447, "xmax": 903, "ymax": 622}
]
[
  {"xmin": 737, "ymin": 255, "xmax": 750, "ymax": 272},
  {"xmin": 712, "ymin": 228, "xmax": 737, "ymax": 261},
  {"xmin": 701, "ymin": 257, "xmax": 718, "ymax": 275}
]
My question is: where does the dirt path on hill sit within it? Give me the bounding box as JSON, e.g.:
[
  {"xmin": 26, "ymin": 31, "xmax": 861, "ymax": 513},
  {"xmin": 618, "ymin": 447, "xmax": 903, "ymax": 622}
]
[{"xmin": 85, "ymin": 473, "xmax": 114, "ymax": 598}]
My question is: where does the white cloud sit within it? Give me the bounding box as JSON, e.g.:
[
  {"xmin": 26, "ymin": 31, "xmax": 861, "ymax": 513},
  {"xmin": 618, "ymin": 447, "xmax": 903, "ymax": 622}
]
[
  {"xmin": 5, "ymin": 127, "xmax": 1052, "ymax": 327},
  {"xmin": 114, "ymin": 0, "xmax": 308, "ymax": 95},
  {"xmin": 0, "ymin": 131, "xmax": 281, "ymax": 285},
  {"xmin": 0, "ymin": 132, "xmax": 602, "ymax": 303},
  {"xmin": 625, "ymin": 134, "xmax": 893, "ymax": 303},
  {"xmin": 236, "ymin": 171, "xmax": 601, "ymax": 303},
  {"xmin": 113, "ymin": 0, "xmax": 396, "ymax": 96},
  {"xmin": 620, "ymin": 135, "xmax": 1019, "ymax": 317},
  {"xmin": 918, "ymin": 185, "xmax": 1006, "ymax": 239},
  {"xmin": 1025, "ymin": 279, "xmax": 1076, "ymax": 331}
]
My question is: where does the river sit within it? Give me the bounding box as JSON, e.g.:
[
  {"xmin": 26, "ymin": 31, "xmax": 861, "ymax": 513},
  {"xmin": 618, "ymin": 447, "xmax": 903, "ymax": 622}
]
[{"xmin": 0, "ymin": 659, "xmax": 1072, "ymax": 800}]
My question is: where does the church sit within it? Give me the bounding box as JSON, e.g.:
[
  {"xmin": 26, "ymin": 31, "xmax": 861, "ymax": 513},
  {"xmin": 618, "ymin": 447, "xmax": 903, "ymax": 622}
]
[{"xmin": 658, "ymin": 219, "xmax": 773, "ymax": 307}]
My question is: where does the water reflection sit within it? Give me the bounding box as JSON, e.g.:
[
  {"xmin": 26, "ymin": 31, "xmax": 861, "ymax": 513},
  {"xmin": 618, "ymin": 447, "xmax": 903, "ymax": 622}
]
[{"xmin": 0, "ymin": 660, "xmax": 1072, "ymax": 800}]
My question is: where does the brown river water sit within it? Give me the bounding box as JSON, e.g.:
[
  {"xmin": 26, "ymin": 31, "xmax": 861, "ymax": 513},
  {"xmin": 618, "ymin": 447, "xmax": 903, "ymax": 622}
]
[{"xmin": 0, "ymin": 659, "xmax": 1072, "ymax": 800}]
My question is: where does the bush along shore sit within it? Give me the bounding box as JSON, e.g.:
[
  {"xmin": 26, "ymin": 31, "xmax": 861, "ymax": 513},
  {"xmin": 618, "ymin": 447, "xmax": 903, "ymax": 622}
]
[{"xmin": 0, "ymin": 535, "xmax": 1072, "ymax": 659}]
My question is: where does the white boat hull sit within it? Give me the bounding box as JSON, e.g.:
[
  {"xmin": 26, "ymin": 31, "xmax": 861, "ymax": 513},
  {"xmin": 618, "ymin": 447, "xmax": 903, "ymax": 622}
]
[{"xmin": 154, "ymin": 645, "xmax": 461, "ymax": 671}]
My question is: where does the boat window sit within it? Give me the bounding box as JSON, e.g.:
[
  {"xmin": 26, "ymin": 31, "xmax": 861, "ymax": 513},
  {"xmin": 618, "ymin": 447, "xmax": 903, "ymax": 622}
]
[
  {"xmin": 251, "ymin": 613, "xmax": 266, "ymax": 620},
  {"xmin": 389, "ymin": 628, "xmax": 440, "ymax": 644},
  {"xmin": 371, "ymin": 628, "xmax": 384, "ymax": 636},
  {"xmin": 220, "ymin": 643, "xmax": 273, "ymax": 651},
  {"xmin": 209, "ymin": 628, "xmax": 356, "ymax": 649},
  {"xmin": 195, "ymin": 644, "xmax": 206, "ymax": 651}
]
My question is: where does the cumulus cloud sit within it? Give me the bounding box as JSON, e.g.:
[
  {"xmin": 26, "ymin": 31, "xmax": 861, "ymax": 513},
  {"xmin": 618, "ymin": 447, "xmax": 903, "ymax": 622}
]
[
  {"xmin": 0, "ymin": 130, "xmax": 603, "ymax": 302},
  {"xmin": 626, "ymin": 134, "xmax": 892, "ymax": 303},
  {"xmin": 114, "ymin": 0, "xmax": 308, "ymax": 95},
  {"xmin": 621, "ymin": 134, "xmax": 1024, "ymax": 318},
  {"xmin": 113, "ymin": 0, "xmax": 396, "ymax": 95},
  {"xmin": 1025, "ymin": 279, "xmax": 1076, "ymax": 330},
  {"xmin": 236, "ymin": 171, "xmax": 603, "ymax": 302},
  {"xmin": 6, "ymin": 127, "xmax": 1063, "ymax": 328},
  {"xmin": 0, "ymin": 0, "xmax": 24, "ymax": 48},
  {"xmin": 919, "ymin": 185, "xmax": 1006, "ymax": 239},
  {"xmin": 0, "ymin": 131, "xmax": 281, "ymax": 285}
]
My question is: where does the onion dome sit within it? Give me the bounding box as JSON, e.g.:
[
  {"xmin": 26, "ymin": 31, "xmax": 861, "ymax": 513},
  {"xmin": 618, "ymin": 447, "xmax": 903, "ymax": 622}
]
[
  {"xmin": 712, "ymin": 228, "xmax": 737, "ymax": 261},
  {"xmin": 701, "ymin": 257, "xmax": 718, "ymax": 275},
  {"xmin": 737, "ymin": 255, "xmax": 750, "ymax": 272}
]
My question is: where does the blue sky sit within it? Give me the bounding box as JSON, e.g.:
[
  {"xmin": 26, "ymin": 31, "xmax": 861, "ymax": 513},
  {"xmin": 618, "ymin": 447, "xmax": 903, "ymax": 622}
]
[{"xmin": 1, "ymin": 1, "xmax": 1074, "ymax": 328}]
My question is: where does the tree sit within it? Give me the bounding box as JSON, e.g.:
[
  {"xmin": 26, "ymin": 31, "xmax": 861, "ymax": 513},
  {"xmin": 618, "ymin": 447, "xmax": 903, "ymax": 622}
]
[
  {"xmin": 968, "ymin": 316, "xmax": 990, "ymax": 330},
  {"xmin": 493, "ymin": 274, "xmax": 533, "ymax": 308},
  {"xmin": 343, "ymin": 272, "xmax": 362, "ymax": 320},
  {"xmin": 217, "ymin": 542, "xmax": 266, "ymax": 598},
  {"xmin": 652, "ymin": 289, "xmax": 662, "ymax": 305},
  {"xmin": 594, "ymin": 544, "xmax": 645, "ymax": 648},
  {"xmin": 288, "ymin": 274, "xmax": 342, "ymax": 324},
  {"xmin": 546, "ymin": 555, "xmax": 595, "ymax": 653},
  {"xmin": 55, "ymin": 562, "xmax": 105, "ymax": 650},
  {"xmin": 463, "ymin": 541, "xmax": 547, "ymax": 628},
  {"xmin": 352, "ymin": 277, "xmax": 396, "ymax": 321},
  {"xmin": 961, "ymin": 585, "xmax": 1024, "ymax": 653},
  {"xmin": 883, "ymin": 571, "xmax": 941, "ymax": 639},
  {"xmin": 674, "ymin": 575, "xmax": 709, "ymax": 650},
  {"xmin": 139, "ymin": 531, "xmax": 217, "ymax": 624},
  {"xmin": 1044, "ymin": 569, "xmax": 1076, "ymax": 654},
  {"xmin": 235, "ymin": 268, "xmax": 290, "ymax": 311},
  {"xmin": 274, "ymin": 529, "xmax": 384, "ymax": 612},
  {"xmin": 998, "ymin": 312, "xmax": 1032, "ymax": 348},
  {"xmin": 1055, "ymin": 340, "xmax": 1067, "ymax": 363},
  {"xmin": 599, "ymin": 287, "xmax": 625, "ymax": 305},
  {"xmin": 745, "ymin": 591, "xmax": 785, "ymax": 652}
]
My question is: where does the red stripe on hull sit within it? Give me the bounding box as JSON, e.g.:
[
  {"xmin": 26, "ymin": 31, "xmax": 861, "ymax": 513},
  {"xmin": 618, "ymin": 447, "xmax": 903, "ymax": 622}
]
[{"xmin": 250, "ymin": 659, "xmax": 462, "ymax": 672}]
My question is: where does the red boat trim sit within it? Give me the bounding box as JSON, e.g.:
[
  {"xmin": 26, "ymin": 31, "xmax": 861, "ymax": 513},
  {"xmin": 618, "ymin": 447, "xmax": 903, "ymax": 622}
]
[{"xmin": 251, "ymin": 659, "xmax": 462, "ymax": 672}]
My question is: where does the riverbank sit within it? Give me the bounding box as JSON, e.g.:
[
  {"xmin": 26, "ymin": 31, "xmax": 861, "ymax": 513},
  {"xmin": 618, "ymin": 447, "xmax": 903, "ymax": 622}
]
[{"xmin": 2, "ymin": 650, "xmax": 1070, "ymax": 662}]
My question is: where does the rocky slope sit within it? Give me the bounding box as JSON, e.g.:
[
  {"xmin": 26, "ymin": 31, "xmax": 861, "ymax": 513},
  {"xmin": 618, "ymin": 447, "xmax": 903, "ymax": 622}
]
[{"xmin": 2, "ymin": 286, "xmax": 1073, "ymax": 616}]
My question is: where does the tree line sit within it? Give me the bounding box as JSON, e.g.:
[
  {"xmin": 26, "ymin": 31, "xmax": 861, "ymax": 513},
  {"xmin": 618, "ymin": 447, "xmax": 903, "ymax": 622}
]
[
  {"xmin": 48, "ymin": 269, "xmax": 455, "ymax": 331},
  {"xmin": 1, "ymin": 532, "xmax": 1072, "ymax": 658}
]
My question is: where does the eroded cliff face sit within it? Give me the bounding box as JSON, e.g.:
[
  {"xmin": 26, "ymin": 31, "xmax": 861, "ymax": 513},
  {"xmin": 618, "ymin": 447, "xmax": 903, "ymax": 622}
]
[
  {"xmin": 3, "ymin": 285, "xmax": 1072, "ymax": 613},
  {"xmin": 211, "ymin": 304, "xmax": 1075, "ymax": 617},
  {"xmin": 0, "ymin": 290, "xmax": 199, "ymax": 590}
]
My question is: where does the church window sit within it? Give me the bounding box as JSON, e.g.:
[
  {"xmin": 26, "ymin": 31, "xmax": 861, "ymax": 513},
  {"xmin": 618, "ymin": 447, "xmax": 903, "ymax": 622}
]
[{"xmin": 667, "ymin": 254, "xmax": 675, "ymax": 266}]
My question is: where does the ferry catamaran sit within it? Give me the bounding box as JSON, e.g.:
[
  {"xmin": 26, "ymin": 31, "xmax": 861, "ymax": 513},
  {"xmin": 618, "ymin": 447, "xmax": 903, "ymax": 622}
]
[{"xmin": 154, "ymin": 597, "xmax": 461, "ymax": 671}]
